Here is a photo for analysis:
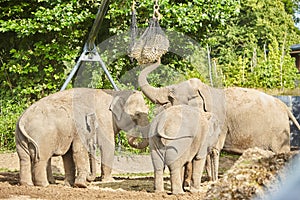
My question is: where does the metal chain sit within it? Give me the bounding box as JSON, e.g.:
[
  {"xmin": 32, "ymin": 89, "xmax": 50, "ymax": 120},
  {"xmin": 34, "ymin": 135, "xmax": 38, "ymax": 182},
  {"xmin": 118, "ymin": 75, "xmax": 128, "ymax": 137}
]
[
  {"xmin": 131, "ymin": 0, "xmax": 136, "ymax": 12},
  {"xmin": 153, "ymin": 0, "xmax": 161, "ymax": 20}
]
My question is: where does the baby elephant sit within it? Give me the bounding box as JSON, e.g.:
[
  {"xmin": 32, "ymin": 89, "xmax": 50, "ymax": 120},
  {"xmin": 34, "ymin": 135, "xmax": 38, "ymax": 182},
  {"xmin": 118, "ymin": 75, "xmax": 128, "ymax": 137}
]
[{"xmin": 148, "ymin": 105, "xmax": 220, "ymax": 194}]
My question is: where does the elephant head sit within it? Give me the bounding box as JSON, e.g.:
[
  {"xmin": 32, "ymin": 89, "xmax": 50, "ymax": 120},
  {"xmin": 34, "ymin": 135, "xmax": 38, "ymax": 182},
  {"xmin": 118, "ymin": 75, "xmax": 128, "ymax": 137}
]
[
  {"xmin": 138, "ymin": 60, "xmax": 214, "ymax": 112},
  {"xmin": 109, "ymin": 90, "xmax": 150, "ymax": 149}
]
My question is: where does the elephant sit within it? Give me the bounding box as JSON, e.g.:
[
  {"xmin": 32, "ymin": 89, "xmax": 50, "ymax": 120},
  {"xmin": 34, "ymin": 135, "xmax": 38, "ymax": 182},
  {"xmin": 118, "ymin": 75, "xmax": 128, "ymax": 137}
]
[
  {"xmin": 15, "ymin": 88, "xmax": 149, "ymax": 187},
  {"xmin": 138, "ymin": 59, "xmax": 300, "ymax": 181},
  {"xmin": 149, "ymin": 105, "xmax": 220, "ymax": 194}
]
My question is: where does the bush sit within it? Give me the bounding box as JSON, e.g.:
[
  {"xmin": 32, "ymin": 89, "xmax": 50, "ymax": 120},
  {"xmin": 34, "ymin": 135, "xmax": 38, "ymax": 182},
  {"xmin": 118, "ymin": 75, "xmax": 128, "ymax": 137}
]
[{"xmin": 0, "ymin": 96, "xmax": 28, "ymax": 152}]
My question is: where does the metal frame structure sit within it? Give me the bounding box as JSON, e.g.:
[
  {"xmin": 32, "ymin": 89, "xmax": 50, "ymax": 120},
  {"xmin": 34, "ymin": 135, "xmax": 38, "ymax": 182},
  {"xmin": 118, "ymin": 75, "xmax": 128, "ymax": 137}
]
[{"xmin": 60, "ymin": 0, "xmax": 118, "ymax": 91}]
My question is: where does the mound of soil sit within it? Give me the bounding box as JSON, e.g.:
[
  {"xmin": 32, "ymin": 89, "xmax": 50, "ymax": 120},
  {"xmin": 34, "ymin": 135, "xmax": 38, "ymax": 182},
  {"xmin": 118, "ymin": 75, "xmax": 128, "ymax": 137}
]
[{"xmin": 205, "ymin": 148, "xmax": 297, "ymax": 200}]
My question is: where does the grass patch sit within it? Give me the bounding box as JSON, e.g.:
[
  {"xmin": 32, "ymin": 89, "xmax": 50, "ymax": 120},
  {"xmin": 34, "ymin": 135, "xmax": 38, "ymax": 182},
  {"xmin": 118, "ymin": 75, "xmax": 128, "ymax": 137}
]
[
  {"xmin": 0, "ymin": 168, "xmax": 18, "ymax": 173},
  {"xmin": 113, "ymin": 172, "xmax": 154, "ymax": 178},
  {"xmin": 220, "ymin": 150, "xmax": 240, "ymax": 159}
]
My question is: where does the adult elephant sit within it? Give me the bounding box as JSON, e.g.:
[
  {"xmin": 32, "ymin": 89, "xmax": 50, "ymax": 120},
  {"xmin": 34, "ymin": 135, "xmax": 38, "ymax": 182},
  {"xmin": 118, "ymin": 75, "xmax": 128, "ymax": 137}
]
[
  {"xmin": 138, "ymin": 59, "xmax": 300, "ymax": 179},
  {"xmin": 16, "ymin": 88, "xmax": 149, "ymax": 187}
]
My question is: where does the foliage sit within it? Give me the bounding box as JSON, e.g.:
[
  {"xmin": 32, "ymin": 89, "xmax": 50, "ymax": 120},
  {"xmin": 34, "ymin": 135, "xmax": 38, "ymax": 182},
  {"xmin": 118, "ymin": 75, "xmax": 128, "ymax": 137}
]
[
  {"xmin": 207, "ymin": 0, "xmax": 300, "ymax": 88},
  {"xmin": 0, "ymin": 0, "xmax": 99, "ymax": 151},
  {"xmin": 0, "ymin": 0, "xmax": 99, "ymax": 100},
  {"xmin": 0, "ymin": 97, "xmax": 29, "ymax": 151},
  {"xmin": 222, "ymin": 39, "xmax": 300, "ymax": 88},
  {"xmin": 1, "ymin": 0, "xmax": 300, "ymax": 151}
]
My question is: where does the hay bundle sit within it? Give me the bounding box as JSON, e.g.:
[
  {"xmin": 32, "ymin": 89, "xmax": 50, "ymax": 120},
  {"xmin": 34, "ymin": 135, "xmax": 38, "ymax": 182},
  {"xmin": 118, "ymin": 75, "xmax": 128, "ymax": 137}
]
[{"xmin": 129, "ymin": 18, "xmax": 169, "ymax": 64}]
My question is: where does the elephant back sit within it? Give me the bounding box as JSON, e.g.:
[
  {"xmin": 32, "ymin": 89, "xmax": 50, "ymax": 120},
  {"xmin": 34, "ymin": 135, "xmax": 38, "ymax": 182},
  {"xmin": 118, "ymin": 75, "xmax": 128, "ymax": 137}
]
[
  {"xmin": 224, "ymin": 87, "xmax": 290, "ymax": 153},
  {"xmin": 150, "ymin": 105, "xmax": 208, "ymax": 141}
]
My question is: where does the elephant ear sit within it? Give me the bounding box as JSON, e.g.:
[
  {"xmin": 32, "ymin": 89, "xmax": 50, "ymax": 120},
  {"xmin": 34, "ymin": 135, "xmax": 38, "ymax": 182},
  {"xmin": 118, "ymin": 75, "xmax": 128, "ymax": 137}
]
[
  {"xmin": 168, "ymin": 88, "xmax": 175, "ymax": 102},
  {"xmin": 109, "ymin": 96, "xmax": 125, "ymax": 121},
  {"xmin": 198, "ymin": 84, "xmax": 213, "ymax": 112}
]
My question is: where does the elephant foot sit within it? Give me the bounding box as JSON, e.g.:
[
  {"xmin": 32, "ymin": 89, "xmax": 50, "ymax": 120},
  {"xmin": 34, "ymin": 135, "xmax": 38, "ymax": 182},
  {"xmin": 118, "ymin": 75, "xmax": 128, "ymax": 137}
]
[
  {"xmin": 64, "ymin": 174, "xmax": 75, "ymax": 187},
  {"xmin": 86, "ymin": 174, "xmax": 96, "ymax": 182},
  {"xmin": 172, "ymin": 190, "xmax": 185, "ymax": 195},
  {"xmin": 101, "ymin": 176, "xmax": 115, "ymax": 183},
  {"xmin": 47, "ymin": 170, "xmax": 56, "ymax": 184},
  {"xmin": 48, "ymin": 177, "xmax": 56, "ymax": 184},
  {"xmin": 34, "ymin": 180, "xmax": 49, "ymax": 187},
  {"xmin": 63, "ymin": 181, "xmax": 72, "ymax": 187},
  {"xmin": 154, "ymin": 190, "xmax": 166, "ymax": 194},
  {"xmin": 19, "ymin": 180, "xmax": 34, "ymax": 186},
  {"xmin": 183, "ymin": 180, "xmax": 190, "ymax": 188},
  {"xmin": 189, "ymin": 186, "xmax": 201, "ymax": 193},
  {"xmin": 63, "ymin": 179, "xmax": 74, "ymax": 187},
  {"xmin": 207, "ymin": 176, "xmax": 212, "ymax": 182},
  {"xmin": 74, "ymin": 180, "xmax": 87, "ymax": 188}
]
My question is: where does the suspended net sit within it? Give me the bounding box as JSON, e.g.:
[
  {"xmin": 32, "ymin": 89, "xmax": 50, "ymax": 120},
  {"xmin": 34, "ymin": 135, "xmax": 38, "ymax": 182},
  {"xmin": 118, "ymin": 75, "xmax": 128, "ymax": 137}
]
[{"xmin": 129, "ymin": 1, "xmax": 169, "ymax": 64}]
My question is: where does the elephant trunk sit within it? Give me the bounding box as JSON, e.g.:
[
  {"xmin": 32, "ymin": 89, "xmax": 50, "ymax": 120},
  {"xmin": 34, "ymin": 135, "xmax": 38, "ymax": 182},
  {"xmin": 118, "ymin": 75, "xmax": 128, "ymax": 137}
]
[
  {"xmin": 138, "ymin": 60, "xmax": 169, "ymax": 105},
  {"xmin": 127, "ymin": 117, "xmax": 150, "ymax": 149},
  {"xmin": 127, "ymin": 135, "xmax": 149, "ymax": 149},
  {"xmin": 86, "ymin": 153, "xmax": 97, "ymax": 182}
]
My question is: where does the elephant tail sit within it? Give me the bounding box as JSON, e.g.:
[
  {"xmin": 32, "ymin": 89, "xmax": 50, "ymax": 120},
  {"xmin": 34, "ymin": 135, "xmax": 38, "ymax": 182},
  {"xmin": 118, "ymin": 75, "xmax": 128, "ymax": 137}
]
[
  {"xmin": 17, "ymin": 116, "xmax": 40, "ymax": 161},
  {"xmin": 287, "ymin": 108, "xmax": 300, "ymax": 131},
  {"xmin": 154, "ymin": 114, "xmax": 195, "ymax": 140},
  {"xmin": 157, "ymin": 132, "xmax": 193, "ymax": 140},
  {"xmin": 156, "ymin": 121, "xmax": 193, "ymax": 140}
]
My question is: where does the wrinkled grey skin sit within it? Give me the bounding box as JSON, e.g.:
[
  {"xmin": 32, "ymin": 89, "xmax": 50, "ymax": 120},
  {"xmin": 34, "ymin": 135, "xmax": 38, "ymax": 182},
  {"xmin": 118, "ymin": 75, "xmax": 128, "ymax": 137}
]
[
  {"xmin": 15, "ymin": 88, "xmax": 149, "ymax": 187},
  {"xmin": 149, "ymin": 105, "xmax": 220, "ymax": 194},
  {"xmin": 138, "ymin": 60, "xmax": 300, "ymax": 182}
]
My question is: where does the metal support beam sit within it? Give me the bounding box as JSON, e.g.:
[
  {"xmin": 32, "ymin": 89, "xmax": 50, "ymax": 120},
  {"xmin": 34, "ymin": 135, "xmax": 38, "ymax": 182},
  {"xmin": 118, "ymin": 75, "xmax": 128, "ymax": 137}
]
[
  {"xmin": 60, "ymin": 0, "xmax": 119, "ymax": 91},
  {"xmin": 60, "ymin": 44, "xmax": 119, "ymax": 91}
]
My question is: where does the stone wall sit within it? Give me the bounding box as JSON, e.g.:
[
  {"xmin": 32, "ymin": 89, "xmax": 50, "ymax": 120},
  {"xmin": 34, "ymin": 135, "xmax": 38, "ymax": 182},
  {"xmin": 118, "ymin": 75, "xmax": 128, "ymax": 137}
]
[{"xmin": 275, "ymin": 96, "xmax": 300, "ymax": 148}]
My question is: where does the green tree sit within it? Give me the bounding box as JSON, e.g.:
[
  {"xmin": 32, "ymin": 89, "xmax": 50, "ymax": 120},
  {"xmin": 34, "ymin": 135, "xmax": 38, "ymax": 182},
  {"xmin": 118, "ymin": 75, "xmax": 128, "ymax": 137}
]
[
  {"xmin": 0, "ymin": 0, "xmax": 100, "ymax": 151},
  {"xmin": 207, "ymin": 0, "xmax": 300, "ymax": 88},
  {"xmin": 1, "ymin": 0, "xmax": 300, "ymax": 151}
]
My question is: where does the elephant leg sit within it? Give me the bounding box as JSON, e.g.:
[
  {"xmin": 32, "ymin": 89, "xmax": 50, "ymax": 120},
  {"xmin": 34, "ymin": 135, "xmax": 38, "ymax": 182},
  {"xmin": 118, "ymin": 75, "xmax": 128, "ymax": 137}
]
[
  {"xmin": 16, "ymin": 144, "xmax": 33, "ymax": 186},
  {"xmin": 100, "ymin": 136, "xmax": 115, "ymax": 182},
  {"xmin": 33, "ymin": 159, "xmax": 49, "ymax": 186},
  {"xmin": 101, "ymin": 165, "xmax": 114, "ymax": 182},
  {"xmin": 154, "ymin": 169, "xmax": 164, "ymax": 192},
  {"xmin": 170, "ymin": 167, "xmax": 184, "ymax": 194},
  {"xmin": 205, "ymin": 154, "xmax": 212, "ymax": 181},
  {"xmin": 62, "ymin": 149, "xmax": 75, "ymax": 187},
  {"xmin": 47, "ymin": 158, "xmax": 56, "ymax": 184},
  {"xmin": 211, "ymin": 148, "xmax": 219, "ymax": 181},
  {"xmin": 183, "ymin": 162, "xmax": 192, "ymax": 188},
  {"xmin": 207, "ymin": 130, "xmax": 225, "ymax": 182},
  {"xmin": 86, "ymin": 153, "xmax": 96, "ymax": 182},
  {"xmin": 151, "ymin": 147, "xmax": 165, "ymax": 192},
  {"xmin": 72, "ymin": 139, "xmax": 89, "ymax": 188},
  {"xmin": 190, "ymin": 158, "xmax": 206, "ymax": 193}
]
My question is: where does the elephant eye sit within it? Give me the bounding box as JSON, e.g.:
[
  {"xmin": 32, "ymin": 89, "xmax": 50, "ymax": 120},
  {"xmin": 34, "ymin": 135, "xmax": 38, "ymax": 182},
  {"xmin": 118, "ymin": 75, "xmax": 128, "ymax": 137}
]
[
  {"xmin": 132, "ymin": 111, "xmax": 147, "ymax": 119},
  {"xmin": 134, "ymin": 112, "xmax": 142, "ymax": 118}
]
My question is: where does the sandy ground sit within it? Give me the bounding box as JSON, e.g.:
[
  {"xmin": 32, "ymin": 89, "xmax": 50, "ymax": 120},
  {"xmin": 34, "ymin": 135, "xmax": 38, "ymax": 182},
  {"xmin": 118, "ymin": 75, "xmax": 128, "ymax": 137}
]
[{"xmin": 0, "ymin": 152, "xmax": 238, "ymax": 200}]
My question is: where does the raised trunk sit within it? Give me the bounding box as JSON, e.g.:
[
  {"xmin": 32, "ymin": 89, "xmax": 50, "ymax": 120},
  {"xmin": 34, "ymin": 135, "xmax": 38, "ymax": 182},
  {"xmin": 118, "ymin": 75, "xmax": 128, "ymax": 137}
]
[{"xmin": 138, "ymin": 60, "xmax": 169, "ymax": 105}]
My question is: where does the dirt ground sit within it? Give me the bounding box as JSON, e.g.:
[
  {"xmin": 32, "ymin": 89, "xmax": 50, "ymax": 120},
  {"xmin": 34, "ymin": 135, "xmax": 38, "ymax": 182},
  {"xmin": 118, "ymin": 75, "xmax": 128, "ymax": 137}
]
[
  {"xmin": 0, "ymin": 149, "xmax": 297, "ymax": 200},
  {"xmin": 0, "ymin": 152, "xmax": 238, "ymax": 200}
]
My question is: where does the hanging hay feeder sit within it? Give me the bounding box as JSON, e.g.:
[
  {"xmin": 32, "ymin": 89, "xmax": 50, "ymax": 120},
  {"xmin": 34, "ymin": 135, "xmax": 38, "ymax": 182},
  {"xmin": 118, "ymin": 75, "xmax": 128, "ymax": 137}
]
[{"xmin": 129, "ymin": 0, "xmax": 169, "ymax": 65}]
